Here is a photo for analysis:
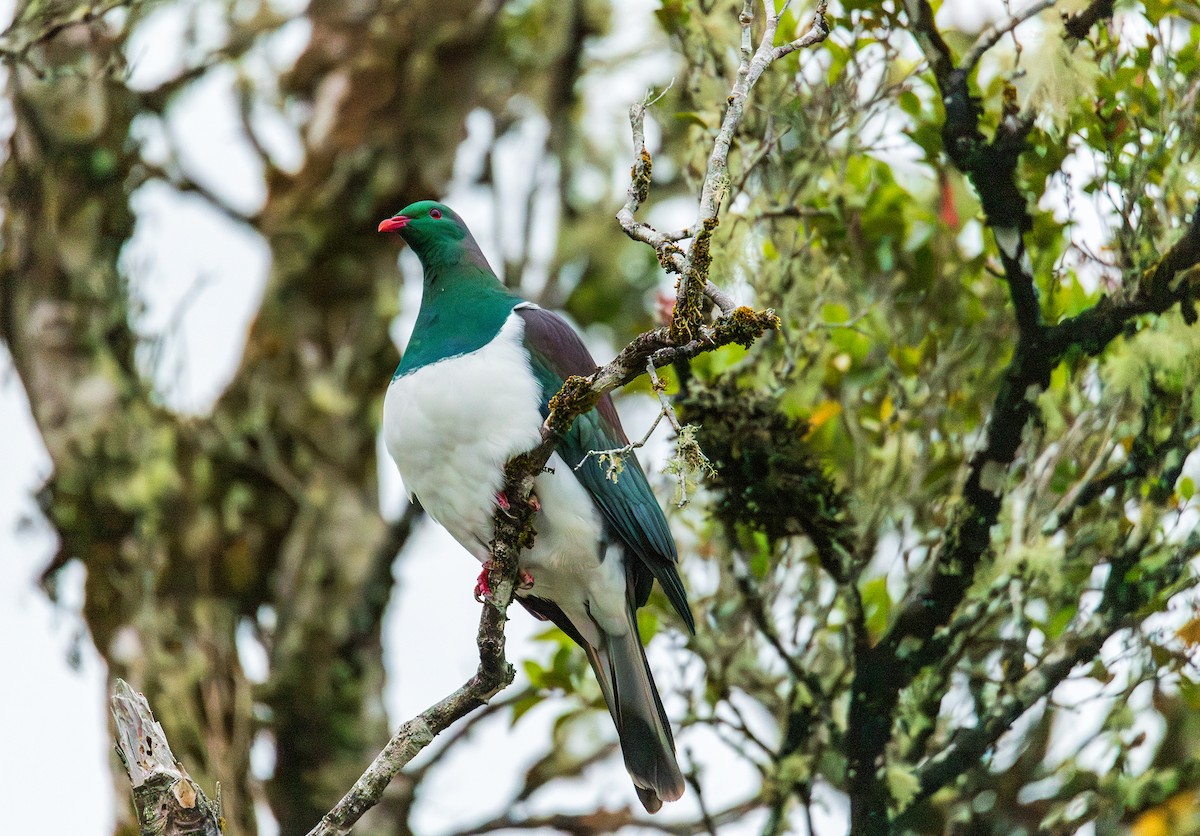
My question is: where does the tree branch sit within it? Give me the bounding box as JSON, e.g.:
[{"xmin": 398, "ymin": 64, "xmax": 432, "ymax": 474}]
[
  {"xmin": 1063, "ymin": 0, "xmax": 1116, "ymax": 40},
  {"xmin": 961, "ymin": 0, "xmax": 1058, "ymax": 77},
  {"xmin": 895, "ymin": 529, "xmax": 1200, "ymax": 824},
  {"xmin": 451, "ymin": 797, "xmax": 763, "ymax": 836},
  {"xmin": 112, "ymin": 680, "xmax": 223, "ymax": 836},
  {"xmin": 901, "ymin": 0, "xmax": 955, "ymax": 85},
  {"xmin": 617, "ymin": 1, "xmax": 828, "ymax": 327},
  {"xmin": 844, "ymin": 0, "xmax": 1200, "ymax": 826},
  {"xmin": 304, "ymin": 558, "xmax": 520, "ymax": 836}
]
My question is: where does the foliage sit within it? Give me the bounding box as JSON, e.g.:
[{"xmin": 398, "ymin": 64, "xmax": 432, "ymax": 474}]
[{"xmin": 4, "ymin": 0, "xmax": 1200, "ymax": 834}]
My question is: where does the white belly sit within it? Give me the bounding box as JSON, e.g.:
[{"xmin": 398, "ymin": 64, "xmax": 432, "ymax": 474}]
[
  {"xmin": 384, "ymin": 315, "xmax": 542, "ymax": 558},
  {"xmin": 383, "ymin": 313, "xmax": 630, "ymax": 640}
]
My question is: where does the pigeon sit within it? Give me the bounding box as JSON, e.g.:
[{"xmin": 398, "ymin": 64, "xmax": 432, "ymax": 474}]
[{"xmin": 379, "ymin": 200, "xmax": 692, "ymax": 811}]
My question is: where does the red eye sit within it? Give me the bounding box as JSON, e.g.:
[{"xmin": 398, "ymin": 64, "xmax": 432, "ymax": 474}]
[{"xmin": 430, "ymin": 208, "xmax": 442, "ymax": 219}]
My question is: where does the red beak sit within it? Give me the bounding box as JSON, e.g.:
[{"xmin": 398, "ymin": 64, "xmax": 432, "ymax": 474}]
[{"xmin": 378, "ymin": 215, "xmax": 410, "ymax": 233}]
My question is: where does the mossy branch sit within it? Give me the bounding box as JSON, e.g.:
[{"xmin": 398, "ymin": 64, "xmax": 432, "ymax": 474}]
[{"xmin": 616, "ymin": 0, "xmax": 829, "ymax": 319}]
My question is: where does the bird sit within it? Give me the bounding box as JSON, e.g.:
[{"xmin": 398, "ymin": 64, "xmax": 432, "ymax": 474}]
[{"xmin": 378, "ymin": 200, "xmax": 692, "ymax": 812}]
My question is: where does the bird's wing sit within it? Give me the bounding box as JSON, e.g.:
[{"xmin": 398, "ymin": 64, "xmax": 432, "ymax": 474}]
[{"xmin": 514, "ymin": 304, "xmax": 693, "ymax": 633}]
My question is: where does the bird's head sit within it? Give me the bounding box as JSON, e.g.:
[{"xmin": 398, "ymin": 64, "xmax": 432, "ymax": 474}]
[{"xmin": 378, "ymin": 200, "xmax": 474, "ymax": 265}]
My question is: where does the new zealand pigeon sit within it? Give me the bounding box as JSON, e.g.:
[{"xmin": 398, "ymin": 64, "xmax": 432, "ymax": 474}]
[{"xmin": 378, "ymin": 200, "xmax": 693, "ymax": 812}]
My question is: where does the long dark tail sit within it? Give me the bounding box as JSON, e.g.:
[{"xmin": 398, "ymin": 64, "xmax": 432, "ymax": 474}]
[{"xmin": 584, "ymin": 606, "xmax": 685, "ymax": 813}]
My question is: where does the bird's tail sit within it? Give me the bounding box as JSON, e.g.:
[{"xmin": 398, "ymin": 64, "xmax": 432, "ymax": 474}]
[{"xmin": 584, "ymin": 607, "xmax": 685, "ymax": 813}]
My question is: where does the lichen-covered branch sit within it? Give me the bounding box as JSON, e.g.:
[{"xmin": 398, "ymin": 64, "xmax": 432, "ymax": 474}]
[
  {"xmin": 895, "ymin": 529, "xmax": 1200, "ymax": 823},
  {"xmin": 112, "ymin": 679, "xmax": 224, "ymax": 836},
  {"xmin": 616, "ymin": 1, "xmax": 828, "ymax": 324},
  {"xmin": 842, "ymin": 3, "xmax": 1200, "ymax": 830}
]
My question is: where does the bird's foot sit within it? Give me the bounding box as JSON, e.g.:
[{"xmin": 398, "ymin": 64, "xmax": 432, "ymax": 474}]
[
  {"xmin": 495, "ymin": 490, "xmax": 541, "ymax": 515},
  {"xmin": 473, "ymin": 566, "xmax": 491, "ymax": 602},
  {"xmin": 474, "ymin": 562, "xmax": 535, "ymax": 603}
]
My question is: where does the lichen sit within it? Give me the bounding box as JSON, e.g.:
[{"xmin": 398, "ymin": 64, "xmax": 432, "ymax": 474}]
[
  {"xmin": 716, "ymin": 305, "xmax": 781, "ymax": 348},
  {"xmin": 656, "ymin": 242, "xmax": 685, "ymax": 274},
  {"xmin": 671, "ymin": 217, "xmax": 720, "ymax": 344},
  {"xmin": 546, "ymin": 375, "xmax": 599, "ymax": 437},
  {"xmin": 679, "ymin": 376, "xmax": 848, "ymax": 546},
  {"xmin": 597, "ymin": 450, "xmax": 626, "ymax": 482},
  {"xmin": 632, "ymin": 148, "xmax": 652, "ymax": 205},
  {"xmin": 663, "ymin": 423, "xmax": 716, "ymax": 506}
]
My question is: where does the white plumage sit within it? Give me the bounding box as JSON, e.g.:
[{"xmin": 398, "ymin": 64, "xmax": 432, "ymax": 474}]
[{"xmin": 383, "ymin": 311, "xmax": 630, "ymax": 643}]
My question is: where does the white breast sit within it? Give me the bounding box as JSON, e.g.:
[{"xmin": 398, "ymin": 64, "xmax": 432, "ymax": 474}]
[
  {"xmin": 383, "ymin": 311, "xmax": 626, "ymax": 641},
  {"xmin": 383, "ymin": 314, "xmax": 544, "ymax": 559}
]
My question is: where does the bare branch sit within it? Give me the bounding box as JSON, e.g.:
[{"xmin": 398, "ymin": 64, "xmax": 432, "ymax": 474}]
[
  {"xmin": 769, "ymin": 0, "xmax": 833, "ymax": 61},
  {"xmin": 575, "ymin": 408, "xmax": 668, "ymax": 475},
  {"xmin": 617, "ymin": 2, "xmax": 827, "ymax": 331},
  {"xmin": 451, "ymin": 797, "xmax": 764, "ymax": 836},
  {"xmin": 305, "ymin": 569, "xmax": 519, "ymax": 836},
  {"xmin": 961, "ymin": 0, "xmax": 1058, "ymax": 76},
  {"xmin": 112, "ymin": 680, "xmax": 223, "ymax": 836},
  {"xmin": 695, "ymin": 0, "xmax": 829, "ymax": 226}
]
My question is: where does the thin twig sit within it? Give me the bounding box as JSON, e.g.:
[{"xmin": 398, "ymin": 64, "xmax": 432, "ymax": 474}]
[
  {"xmin": 961, "ymin": 0, "xmax": 1058, "ymax": 76},
  {"xmin": 575, "ymin": 409, "xmax": 667, "ymax": 474}
]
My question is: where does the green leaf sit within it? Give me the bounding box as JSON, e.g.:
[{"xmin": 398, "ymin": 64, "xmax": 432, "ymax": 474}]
[
  {"xmin": 510, "ymin": 691, "xmax": 543, "ymax": 725},
  {"xmin": 861, "ymin": 576, "xmax": 892, "ymax": 639},
  {"xmin": 1179, "ymin": 476, "xmax": 1195, "ymax": 501}
]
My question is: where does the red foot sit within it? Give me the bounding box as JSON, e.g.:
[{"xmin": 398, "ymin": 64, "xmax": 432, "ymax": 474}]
[
  {"xmin": 496, "ymin": 491, "xmax": 541, "ymax": 514},
  {"xmin": 474, "ymin": 562, "xmax": 535, "ymax": 603},
  {"xmin": 474, "ymin": 565, "xmax": 492, "ymax": 602}
]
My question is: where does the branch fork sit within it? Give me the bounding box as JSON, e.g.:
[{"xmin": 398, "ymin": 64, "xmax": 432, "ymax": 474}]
[{"xmin": 617, "ymin": 0, "xmax": 829, "ymax": 324}]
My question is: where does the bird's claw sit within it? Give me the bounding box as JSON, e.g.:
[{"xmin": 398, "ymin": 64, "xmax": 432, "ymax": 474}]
[
  {"xmin": 474, "ymin": 562, "xmax": 535, "ymax": 603},
  {"xmin": 473, "ymin": 567, "xmax": 490, "ymax": 603},
  {"xmin": 496, "ymin": 490, "xmax": 541, "ymax": 516}
]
